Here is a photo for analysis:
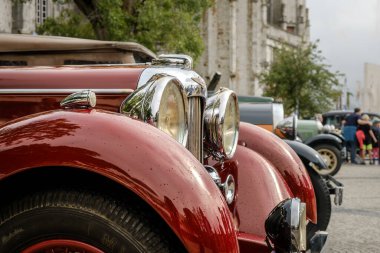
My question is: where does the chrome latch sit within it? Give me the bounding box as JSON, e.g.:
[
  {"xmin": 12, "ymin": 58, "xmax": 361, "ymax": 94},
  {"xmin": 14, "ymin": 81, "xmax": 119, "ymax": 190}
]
[{"xmin": 60, "ymin": 90, "xmax": 96, "ymax": 109}]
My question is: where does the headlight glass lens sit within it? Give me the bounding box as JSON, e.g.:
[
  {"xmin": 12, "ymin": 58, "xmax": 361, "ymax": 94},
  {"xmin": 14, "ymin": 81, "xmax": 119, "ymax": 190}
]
[
  {"xmin": 158, "ymin": 82, "xmax": 187, "ymax": 144},
  {"xmin": 223, "ymin": 96, "xmax": 238, "ymax": 157}
]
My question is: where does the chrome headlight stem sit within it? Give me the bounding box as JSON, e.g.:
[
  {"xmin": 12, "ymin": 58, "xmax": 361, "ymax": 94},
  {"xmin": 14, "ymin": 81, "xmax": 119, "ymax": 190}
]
[
  {"xmin": 120, "ymin": 74, "xmax": 189, "ymax": 146},
  {"xmin": 205, "ymin": 165, "xmax": 236, "ymax": 205},
  {"xmin": 204, "ymin": 88, "xmax": 240, "ymax": 160}
]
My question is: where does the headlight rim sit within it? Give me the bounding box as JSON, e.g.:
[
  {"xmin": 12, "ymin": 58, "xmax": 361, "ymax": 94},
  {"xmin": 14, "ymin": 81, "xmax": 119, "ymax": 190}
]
[
  {"xmin": 120, "ymin": 74, "xmax": 189, "ymax": 146},
  {"xmin": 204, "ymin": 88, "xmax": 240, "ymax": 160}
]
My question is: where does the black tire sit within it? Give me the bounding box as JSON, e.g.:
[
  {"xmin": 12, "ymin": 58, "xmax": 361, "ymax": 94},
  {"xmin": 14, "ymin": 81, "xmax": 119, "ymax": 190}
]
[
  {"xmin": 305, "ymin": 167, "xmax": 332, "ymax": 247},
  {"xmin": 0, "ymin": 188, "xmax": 186, "ymax": 253},
  {"xmin": 313, "ymin": 144, "xmax": 342, "ymax": 176}
]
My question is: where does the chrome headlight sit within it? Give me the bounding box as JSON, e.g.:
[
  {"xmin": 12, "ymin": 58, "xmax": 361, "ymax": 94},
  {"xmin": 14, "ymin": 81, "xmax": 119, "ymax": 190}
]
[
  {"xmin": 265, "ymin": 198, "xmax": 307, "ymax": 252},
  {"xmin": 120, "ymin": 75, "xmax": 188, "ymax": 146},
  {"xmin": 275, "ymin": 115, "xmax": 297, "ymax": 140},
  {"xmin": 204, "ymin": 88, "xmax": 239, "ymax": 159}
]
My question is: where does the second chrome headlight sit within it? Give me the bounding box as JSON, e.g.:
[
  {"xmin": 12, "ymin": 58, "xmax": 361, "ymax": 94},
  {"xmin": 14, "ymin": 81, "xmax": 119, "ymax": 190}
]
[
  {"xmin": 204, "ymin": 88, "xmax": 239, "ymax": 159},
  {"xmin": 120, "ymin": 75, "xmax": 188, "ymax": 146}
]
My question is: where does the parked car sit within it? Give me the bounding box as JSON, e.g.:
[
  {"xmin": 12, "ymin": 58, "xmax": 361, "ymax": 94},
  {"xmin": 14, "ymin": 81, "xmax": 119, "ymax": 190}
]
[
  {"xmin": 323, "ymin": 110, "xmax": 380, "ymax": 130},
  {"xmin": 297, "ymin": 118, "xmax": 345, "ymax": 175},
  {"xmin": 0, "ymin": 34, "xmax": 327, "ymax": 252},
  {"xmin": 239, "ymin": 97, "xmax": 344, "ymax": 238},
  {"xmin": 240, "ymin": 99, "xmax": 345, "ymax": 176}
]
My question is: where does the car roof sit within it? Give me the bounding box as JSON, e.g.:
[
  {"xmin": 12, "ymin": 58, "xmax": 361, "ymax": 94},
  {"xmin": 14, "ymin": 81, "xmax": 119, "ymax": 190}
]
[{"xmin": 0, "ymin": 34, "xmax": 156, "ymax": 62}]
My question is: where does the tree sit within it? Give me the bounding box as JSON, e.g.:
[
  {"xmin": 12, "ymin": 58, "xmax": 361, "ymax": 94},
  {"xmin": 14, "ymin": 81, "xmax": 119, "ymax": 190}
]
[
  {"xmin": 260, "ymin": 42, "xmax": 343, "ymax": 118},
  {"xmin": 36, "ymin": 0, "xmax": 211, "ymax": 61}
]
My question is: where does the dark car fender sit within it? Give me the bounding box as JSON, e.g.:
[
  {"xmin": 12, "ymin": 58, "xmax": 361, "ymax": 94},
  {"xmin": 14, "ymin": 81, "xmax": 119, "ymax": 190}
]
[
  {"xmin": 284, "ymin": 139, "xmax": 328, "ymax": 170},
  {"xmin": 0, "ymin": 109, "xmax": 239, "ymax": 253},
  {"xmin": 304, "ymin": 133, "xmax": 343, "ymax": 150},
  {"xmin": 238, "ymin": 122, "xmax": 317, "ymax": 223}
]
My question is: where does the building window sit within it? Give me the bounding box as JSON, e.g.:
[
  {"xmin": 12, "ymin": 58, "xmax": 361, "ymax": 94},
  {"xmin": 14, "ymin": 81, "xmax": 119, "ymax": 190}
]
[{"xmin": 36, "ymin": 0, "xmax": 48, "ymax": 24}]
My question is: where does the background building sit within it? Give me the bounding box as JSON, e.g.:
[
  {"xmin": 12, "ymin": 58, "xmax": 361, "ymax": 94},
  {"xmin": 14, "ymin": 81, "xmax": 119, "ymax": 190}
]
[
  {"xmin": 0, "ymin": 0, "xmax": 71, "ymax": 34},
  {"xmin": 361, "ymin": 63, "xmax": 380, "ymax": 112},
  {"xmin": 196, "ymin": 0, "xmax": 310, "ymax": 96}
]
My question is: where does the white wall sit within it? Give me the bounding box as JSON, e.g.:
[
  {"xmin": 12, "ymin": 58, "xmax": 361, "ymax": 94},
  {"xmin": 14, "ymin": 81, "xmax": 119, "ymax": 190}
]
[{"xmin": 362, "ymin": 63, "xmax": 380, "ymax": 112}]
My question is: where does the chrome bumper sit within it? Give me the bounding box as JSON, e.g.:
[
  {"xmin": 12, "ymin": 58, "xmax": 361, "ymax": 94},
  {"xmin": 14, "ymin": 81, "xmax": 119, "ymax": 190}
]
[
  {"xmin": 341, "ymin": 146, "xmax": 347, "ymax": 160},
  {"xmin": 325, "ymin": 175, "xmax": 344, "ymax": 206},
  {"xmin": 309, "ymin": 231, "xmax": 328, "ymax": 253}
]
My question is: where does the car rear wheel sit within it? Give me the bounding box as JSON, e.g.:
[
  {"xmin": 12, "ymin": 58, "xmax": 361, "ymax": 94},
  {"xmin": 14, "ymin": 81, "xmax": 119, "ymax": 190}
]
[
  {"xmin": 305, "ymin": 167, "xmax": 331, "ymax": 247},
  {"xmin": 314, "ymin": 144, "xmax": 342, "ymax": 176},
  {"xmin": 0, "ymin": 188, "xmax": 186, "ymax": 253}
]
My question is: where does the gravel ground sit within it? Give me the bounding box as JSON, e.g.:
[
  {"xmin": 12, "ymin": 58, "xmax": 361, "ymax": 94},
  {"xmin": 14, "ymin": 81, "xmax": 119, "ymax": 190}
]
[{"xmin": 325, "ymin": 163, "xmax": 380, "ymax": 252}]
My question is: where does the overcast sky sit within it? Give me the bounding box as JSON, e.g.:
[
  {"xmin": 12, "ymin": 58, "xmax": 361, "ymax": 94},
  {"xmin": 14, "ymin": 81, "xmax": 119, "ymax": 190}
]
[{"xmin": 308, "ymin": 0, "xmax": 380, "ymax": 94}]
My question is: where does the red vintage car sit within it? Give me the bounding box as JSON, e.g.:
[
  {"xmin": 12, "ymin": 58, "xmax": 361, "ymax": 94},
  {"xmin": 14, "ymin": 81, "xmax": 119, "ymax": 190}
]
[{"xmin": 0, "ymin": 35, "xmax": 327, "ymax": 253}]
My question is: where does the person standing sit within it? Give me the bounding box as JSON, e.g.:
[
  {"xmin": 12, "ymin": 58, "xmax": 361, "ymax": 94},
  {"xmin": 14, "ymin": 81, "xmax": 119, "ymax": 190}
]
[
  {"xmin": 371, "ymin": 118, "xmax": 380, "ymax": 164},
  {"xmin": 356, "ymin": 114, "xmax": 377, "ymax": 164},
  {"xmin": 342, "ymin": 108, "xmax": 371, "ymax": 164}
]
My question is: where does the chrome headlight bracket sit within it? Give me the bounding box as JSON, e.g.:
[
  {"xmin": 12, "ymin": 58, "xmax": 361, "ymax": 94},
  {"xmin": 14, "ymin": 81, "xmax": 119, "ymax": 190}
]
[{"xmin": 205, "ymin": 165, "xmax": 236, "ymax": 205}]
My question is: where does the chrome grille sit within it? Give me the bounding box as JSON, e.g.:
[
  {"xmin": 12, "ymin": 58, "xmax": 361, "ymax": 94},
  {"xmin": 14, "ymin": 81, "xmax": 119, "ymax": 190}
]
[{"xmin": 187, "ymin": 97, "xmax": 203, "ymax": 162}]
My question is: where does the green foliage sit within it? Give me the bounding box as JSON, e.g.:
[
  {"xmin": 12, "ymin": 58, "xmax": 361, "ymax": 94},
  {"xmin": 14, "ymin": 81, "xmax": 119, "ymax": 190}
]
[
  {"xmin": 260, "ymin": 42, "xmax": 343, "ymax": 118},
  {"xmin": 36, "ymin": 0, "xmax": 211, "ymax": 61},
  {"xmin": 37, "ymin": 10, "xmax": 95, "ymax": 39}
]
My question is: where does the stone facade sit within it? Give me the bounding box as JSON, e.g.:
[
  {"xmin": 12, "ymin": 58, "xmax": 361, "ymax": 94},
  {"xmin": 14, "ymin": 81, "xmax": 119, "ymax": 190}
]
[
  {"xmin": 361, "ymin": 63, "xmax": 380, "ymax": 112},
  {"xmin": 0, "ymin": 0, "xmax": 72, "ymax": 34},
  {"xmin": 196, "ymin": 0, "xmax": 310, "ymax": 96}
]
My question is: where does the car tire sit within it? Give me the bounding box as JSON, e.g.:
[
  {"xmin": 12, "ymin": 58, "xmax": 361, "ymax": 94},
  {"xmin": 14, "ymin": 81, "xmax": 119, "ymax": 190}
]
[
  {"xmin": 0, "ymin": 188, "xmax": 186, "ymax": 253},
  {"xmin": 313, "ymin": 144, "xmax": 342, "ymax": 176},
  {"xmin": 305, "ymin": 167, "xmax": 331, "ymax": 247}
]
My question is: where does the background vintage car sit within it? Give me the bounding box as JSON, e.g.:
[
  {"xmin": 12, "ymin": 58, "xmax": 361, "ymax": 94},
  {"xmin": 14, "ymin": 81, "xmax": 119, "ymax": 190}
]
[
  {"xmin": 0, "ymin": 34, "xmax": 327, "ymax": 253},
  {"xmin": 323, "ymin": 110, "xmax": 380, "ymax": 130},
  {"xmin": 240, "ymin": 97, "xmax": 345, "ymax": 176}
]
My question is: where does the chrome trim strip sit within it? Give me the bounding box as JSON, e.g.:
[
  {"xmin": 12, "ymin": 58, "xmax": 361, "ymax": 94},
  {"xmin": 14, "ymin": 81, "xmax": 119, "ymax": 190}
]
[{"xmin": 0, "ymin": 89, "xmax": 134, "ymax": 94}]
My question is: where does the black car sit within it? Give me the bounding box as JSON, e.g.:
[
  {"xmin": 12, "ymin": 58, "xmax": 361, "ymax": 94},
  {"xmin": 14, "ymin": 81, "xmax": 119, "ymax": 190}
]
[{"xmin": 323, "ymin": 110, "xmax": 380, "ymax": 130}]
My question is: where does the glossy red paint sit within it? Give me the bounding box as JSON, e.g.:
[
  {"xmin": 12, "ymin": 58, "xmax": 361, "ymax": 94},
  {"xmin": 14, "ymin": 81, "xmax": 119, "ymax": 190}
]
[
  {"xmin": 232, "ymin": 145, "xmax": 293, "ymax": 237},
  {"xmin": 238, "ymin": 233, "xmax": 270, "ymax": 253},
  {"xmin": 0, "ymin": 109, "xmax": 239, "ymax": 253},
  {"xmin": 0, "ymin": 65, "xmax": 144, "ymax": 89},
  {"xmin": 0, "ymin": 65, "xmax": 145, "ymax": 125},
  {"xmin": 0, "ymin": 94, "xmax": 128, "ymax": 126},
  {"xmin": 21, "ymin": 240, "xmax": 104, "ymax": 253},
  {"xmin": 238, "ymin": 122, "xmax": 317, "ymax": 223}
]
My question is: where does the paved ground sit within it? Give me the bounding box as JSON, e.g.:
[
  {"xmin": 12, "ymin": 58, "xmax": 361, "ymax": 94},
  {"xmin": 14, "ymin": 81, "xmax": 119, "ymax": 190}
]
[{"xmin": 325, "ymin": 163, "xmax": 380, "ymax": 252}]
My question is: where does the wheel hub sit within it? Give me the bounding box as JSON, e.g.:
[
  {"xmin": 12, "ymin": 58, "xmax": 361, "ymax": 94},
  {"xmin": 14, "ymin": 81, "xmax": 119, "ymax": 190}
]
[{"xmin": 21, "ymin": 239, "xmax": 104, "ymax": 253}]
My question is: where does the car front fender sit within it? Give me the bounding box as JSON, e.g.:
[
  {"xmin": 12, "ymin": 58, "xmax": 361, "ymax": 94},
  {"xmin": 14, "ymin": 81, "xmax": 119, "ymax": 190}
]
[
  {"xmin": 238, "ymin": 122, "xmax": 317, "ymax": 223},
  {"xmin": 304, "ymin": 133, "xmax": 343, "ymax": 149},
  {"xmin": 232, "ymin": 145, "xmax": 293, "ymax": 237},
  {"xmin": 0, "ymin": 109, "xmax": 239, "ymax": 253},
  {"xmin": 284, "ymin": 139, "xmax": 328, "ymax": 169}
]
